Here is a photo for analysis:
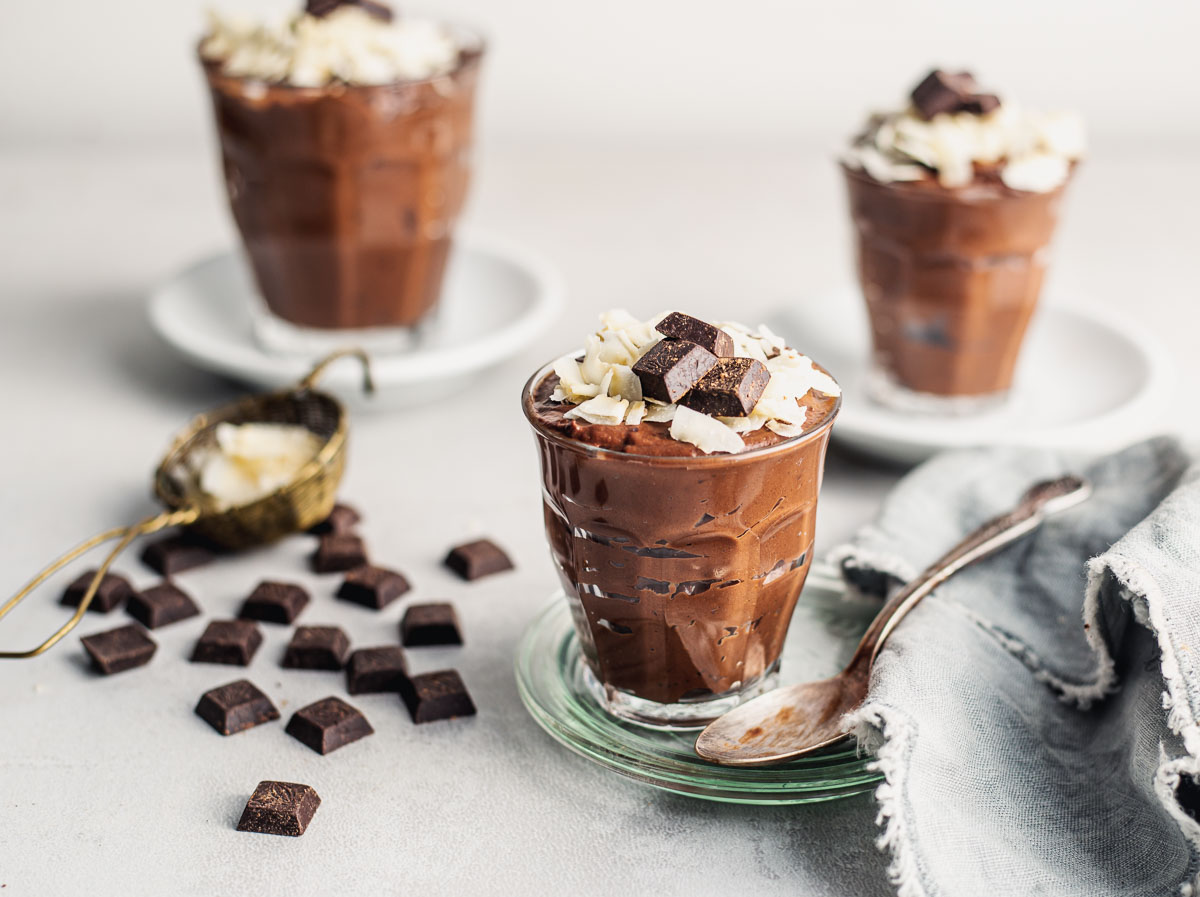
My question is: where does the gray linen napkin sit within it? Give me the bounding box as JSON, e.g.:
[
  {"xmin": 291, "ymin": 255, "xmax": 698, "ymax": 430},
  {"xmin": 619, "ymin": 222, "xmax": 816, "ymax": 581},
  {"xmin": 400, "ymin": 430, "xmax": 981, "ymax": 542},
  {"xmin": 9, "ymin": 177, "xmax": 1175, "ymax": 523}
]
[{"xmin": 830, "ymin": 437, "xmax": 1200, "ymax": 897}]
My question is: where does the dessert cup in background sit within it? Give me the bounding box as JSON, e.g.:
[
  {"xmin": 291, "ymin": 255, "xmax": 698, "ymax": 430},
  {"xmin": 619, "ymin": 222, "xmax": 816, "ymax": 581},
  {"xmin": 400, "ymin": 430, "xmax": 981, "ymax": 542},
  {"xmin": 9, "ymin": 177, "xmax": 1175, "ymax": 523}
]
[
  {"xmin": 523, "ymin": 312, "xmax": 840, "ymax": 728},
  {"xmin": 199, "ymin": 3, "xmax": 484, "ymax": 354},
  {"xmin": 842, "ymin": 70, "xmax": 1085, "ymax": 413}
]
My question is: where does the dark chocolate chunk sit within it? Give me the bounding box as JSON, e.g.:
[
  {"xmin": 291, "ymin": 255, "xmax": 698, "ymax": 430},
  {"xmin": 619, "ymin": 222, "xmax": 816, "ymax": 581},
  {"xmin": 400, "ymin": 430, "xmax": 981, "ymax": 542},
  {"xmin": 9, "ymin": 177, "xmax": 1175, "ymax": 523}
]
[
  {"xmin": 126, "ymin": 582, "xmax": 200, "ymax": 629},
  {"xmin": 654, "ymin": 312, "xmax": 734, "ymax": 357},
  {"xmin": 237, "ymin": 781, "xmax": 321, "ymax": 837},
  {"xmin": 239, "ymin": 580, "xmax": 310, "ymax": 625},
  {"xmin": 400, "ymin": 669, "xmax": 477, "ymax": 724},
  {"xmin": 306, "ymin": 503, "xmax": 361, "ymax": 536},
  {"xmin": 632, "ymin": 338, "xmax": 719, "ymax": 404},
  {"xmin": 60, "ymin": 569, "xmax": 136, "ymax": 613},
  {"xmin": 310, "ymin": 533, "xmax": 368, "ymax": 574},
  {"xmin": 679, "ymin": 357, "xmax": 771, "ymax": 417},
  {"xmin": 195, "ymin": 679, "xmax": 279, "ymax": 735},
  {"xmin": 81, "ymin": 624, "xmax": 157, "ymax": 674},
  {"xmin": 963, "ymin": 92, "xmax": 1001, "ymax": 115},
  {"xmin": 282, "ymin": 625, "xmax": 350, "ymax": 670},
  {"xmin": 191, "ymin": 620, "xmax": 263, "ymax": 666},
  {"xmin": 305, "ymin": 0, "xmax": 394, "ymax": 21},
  {"xmin": 140, "ymin": 534, "xmax": 215, "ymax": 577},
  {"xmin": 443, "ymin": 538, "xmax": 514, "ymax": 581},
  {"xmin": 346, "ymin": 646, "xmax": 409, "ymax": 694},
  {"xmin": 400, "ymin": 603, "xmax": 463, "ymax": 647},
  {"xmin": 336, "ymin": 565, "xmax": 410, "ymax": 610},
  {"xmin": 910, "ymin": 69, "xmax": 977, "ymax": 119},
  {"xmin": 285, "ymin": 696, "xmax": 374, "ymax": 754}
]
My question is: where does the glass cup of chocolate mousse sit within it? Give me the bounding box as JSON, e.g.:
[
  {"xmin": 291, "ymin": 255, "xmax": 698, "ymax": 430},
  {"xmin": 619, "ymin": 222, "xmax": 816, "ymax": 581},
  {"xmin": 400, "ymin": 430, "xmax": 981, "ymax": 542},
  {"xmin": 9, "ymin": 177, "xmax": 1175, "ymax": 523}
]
[
  {"xmin": 198, "ymin": 0, "xmax": 484, "ymax": 353},
  {"xmin": 842, "ymin": 70, "xmax": 1085, "ymax": 413},
  {"xmin": 522, "ymin": 311, "xmax": 841, "ymax": 728}
]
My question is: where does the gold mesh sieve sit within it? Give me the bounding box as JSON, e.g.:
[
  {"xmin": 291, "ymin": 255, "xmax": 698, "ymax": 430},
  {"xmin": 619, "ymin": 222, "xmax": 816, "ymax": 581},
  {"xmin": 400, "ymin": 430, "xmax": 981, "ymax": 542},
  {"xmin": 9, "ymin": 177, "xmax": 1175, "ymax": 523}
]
[{"xmin": 0, "ymin": 350, "xmax": 374, "ymax": 659}]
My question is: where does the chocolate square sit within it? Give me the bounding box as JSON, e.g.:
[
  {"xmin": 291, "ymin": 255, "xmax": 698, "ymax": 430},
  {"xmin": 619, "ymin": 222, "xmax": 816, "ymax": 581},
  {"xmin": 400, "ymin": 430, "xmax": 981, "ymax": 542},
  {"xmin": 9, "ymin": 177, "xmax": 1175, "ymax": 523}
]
[
  {"xmin": 239, "ymin": 581, "xmax": 310, "ymax": 625},
  {"xmin": 195, "ymin": 679, "xmax": 279, "ymax": 735},
  {"xmin": 310, "ymin": 533, "xmax": 368, "ymax": 573},
  {"xmin": 400, "ymin": 670, "xmax": 477, "ymax": 724},
  {"xmin": 346, "ymin": 646, "xmax": 409, "ymax": 694},
  {"xmin": 400, "ymin": 603, "xmax": 463, "ymax": 647},
  {"xmin": 336, "ymin": 565, "xmax": 410, "ymax": 610},
  {"xmin": 679, "ymin": 357, "xmax": 771, "ymax": 417},
  {"xmin": 443, "ymin": 539, "xmax": 514, "ymax": 581},
  {"xmin": 632, "ymin": 338, "xmax": 719, "ymax": 404},
  {"xmin": 306, "ymin": 503, "xmax": 361, "ymax": 536},
  {"xmin": 60, "ymin": 569, "xmax": 136, "ymax": 613},
  {"xmin": 237, "ymin": 781, "xmax": 321, "ymax": 837},
  {"xmin": 963, "ymin": 92, "xmax": 1001, "ymax": 115},
  {"xmin": 139, "ymin": 534, "xmax": 215, "ymax": 577},
  {"xmin": 285, "ymin": 696, "xmax": 374, "ymax": 755},
  {"xmin": 282, "ymin": 625, "xmax": 350, "ymax": 670},
  {"xmin": 911, "ymin": 69, "xmax": 978, "ymax": 119},
  {"xmin": 654, "ymin": 312, "xmax": 734, "ymax": 357},
  {"xmin": 191, "ymin": 620, "xmax": 263, "ymax": 666},
  {"xmin": 126, "ymin": 582, "xmax": 200, "ymax": 629},
  {"xmin": 81, "ymin": 624, "xmax": 157, "ymax": 675}
]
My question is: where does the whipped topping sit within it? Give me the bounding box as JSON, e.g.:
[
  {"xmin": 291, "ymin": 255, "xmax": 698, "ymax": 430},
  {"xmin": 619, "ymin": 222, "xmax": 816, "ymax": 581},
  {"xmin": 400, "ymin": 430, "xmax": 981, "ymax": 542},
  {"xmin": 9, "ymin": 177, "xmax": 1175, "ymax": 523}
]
[
  {"xmin": 190, "ymin": 422, "xmax": 323, "ymax": 510},
  {"xmin": 200, "ymin": 7, "xmax": 465, "ymax": 87},
  {"xmin": 845, "ymin": 92, "xmax": 1086, "ymax": 192},
  {"xmin": 550, "ymin": 311, "xmax": 840, "ymax": 455}
]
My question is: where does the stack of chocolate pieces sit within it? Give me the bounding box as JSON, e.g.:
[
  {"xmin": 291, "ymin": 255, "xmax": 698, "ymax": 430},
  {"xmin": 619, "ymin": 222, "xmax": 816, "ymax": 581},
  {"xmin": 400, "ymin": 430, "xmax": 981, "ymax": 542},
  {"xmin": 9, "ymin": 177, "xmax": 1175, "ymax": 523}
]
[{"xmin": 910, "ymin": 69, "xmax": 1000, "ymax": 120}]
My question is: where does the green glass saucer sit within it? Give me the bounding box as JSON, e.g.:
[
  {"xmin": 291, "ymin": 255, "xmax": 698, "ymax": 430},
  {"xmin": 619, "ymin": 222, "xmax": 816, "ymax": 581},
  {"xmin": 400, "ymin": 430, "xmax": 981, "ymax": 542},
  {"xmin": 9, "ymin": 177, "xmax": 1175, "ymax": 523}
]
[{"xmin": 514, "ymin": 564, "xmax": 884, "ymax": 805}]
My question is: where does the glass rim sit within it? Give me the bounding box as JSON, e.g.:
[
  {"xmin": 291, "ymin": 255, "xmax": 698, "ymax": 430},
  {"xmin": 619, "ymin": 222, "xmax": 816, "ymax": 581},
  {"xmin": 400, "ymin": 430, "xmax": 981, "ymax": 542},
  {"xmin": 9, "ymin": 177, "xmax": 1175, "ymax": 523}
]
[{"xmin": 520, "ymin": 357, "xmax": 841, "ymax": 467}]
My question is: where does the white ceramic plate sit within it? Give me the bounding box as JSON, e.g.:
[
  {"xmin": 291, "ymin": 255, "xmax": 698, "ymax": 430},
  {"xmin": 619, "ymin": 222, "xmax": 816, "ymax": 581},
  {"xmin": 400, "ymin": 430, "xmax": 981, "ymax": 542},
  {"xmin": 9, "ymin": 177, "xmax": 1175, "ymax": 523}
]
[
  {"xmin": 148, "ymin": 235, "xmax": 564, "ymax": 407},
  {"xmin": 767, "ymin": 287, "xmax": 1175, "ymax": 465}
]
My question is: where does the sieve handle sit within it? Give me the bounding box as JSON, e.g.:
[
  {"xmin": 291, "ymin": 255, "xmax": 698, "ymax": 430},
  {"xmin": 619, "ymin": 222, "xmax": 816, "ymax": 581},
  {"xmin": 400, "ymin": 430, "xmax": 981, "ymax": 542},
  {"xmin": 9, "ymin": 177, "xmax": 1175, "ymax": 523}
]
[
  {"xmin": 298, "ymin": 349, "xmax": 375, "ymax": 395},
  {"xmin": 0, "ymin": 507, "xmax": 199, "ymax": 659}
]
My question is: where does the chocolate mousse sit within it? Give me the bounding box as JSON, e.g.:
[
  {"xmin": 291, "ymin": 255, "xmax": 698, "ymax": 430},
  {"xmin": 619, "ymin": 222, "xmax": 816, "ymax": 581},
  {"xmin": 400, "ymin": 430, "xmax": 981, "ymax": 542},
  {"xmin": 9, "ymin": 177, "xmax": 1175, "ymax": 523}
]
[
  {"xmin": 842, "ymin": 69, "xmax": 1085, "ymax": 408},
  {"xmin": 199, "ymin": 1, "xmax": 484, "ymax": 332},
  {"xmin": 523, "ymin": 312, "xmax": 840, "ymax": 725}
]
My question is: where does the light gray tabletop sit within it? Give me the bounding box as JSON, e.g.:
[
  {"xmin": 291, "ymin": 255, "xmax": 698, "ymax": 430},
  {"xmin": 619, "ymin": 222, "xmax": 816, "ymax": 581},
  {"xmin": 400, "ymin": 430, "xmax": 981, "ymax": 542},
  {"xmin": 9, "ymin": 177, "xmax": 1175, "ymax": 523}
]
[{"xmin": 0, "ymin": 142, "xmax": 1193, "ymax": 896}]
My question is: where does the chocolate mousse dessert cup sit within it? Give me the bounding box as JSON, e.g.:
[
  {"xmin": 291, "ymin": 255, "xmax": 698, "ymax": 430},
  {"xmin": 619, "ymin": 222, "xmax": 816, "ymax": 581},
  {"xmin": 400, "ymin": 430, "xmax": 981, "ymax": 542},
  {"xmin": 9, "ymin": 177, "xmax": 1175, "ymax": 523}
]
[
  {"xmin": 199, "ymin": 1, "xmax": 484, "ymax": 353},
  {"xmin": 523, "ymin": 312, "xmax": 841, "ymax": 728},
  {"xmin": 842, "ymin": 70, "xmax": 1085, "ymax": 412}
]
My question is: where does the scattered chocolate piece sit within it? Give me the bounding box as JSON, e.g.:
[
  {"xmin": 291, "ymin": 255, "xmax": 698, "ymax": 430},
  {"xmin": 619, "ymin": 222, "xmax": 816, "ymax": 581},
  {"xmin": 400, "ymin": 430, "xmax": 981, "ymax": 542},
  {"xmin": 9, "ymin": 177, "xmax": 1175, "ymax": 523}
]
[
  {"xmin": 632, "ymin": 338, "xmax": 719, "ymax": 404},
  {"xmin": 195, "ymin": 679, "xmax": 279, "ymax": 735},
  {"xmin": 310, "ymin": 533, "xmax": 368, "ymax": 574},
  {"xmin": 680, "ymin": 357, "xmax": 771, "ymax": 417},
  {"xmin": 81, "ymin": 624, "xmax": 157, "ymax": 675},
  {"xmin": 400, "ymin": 603, "xmax": 463, "ymax": 647},
  {"xmin": 140, "ymin": 534, "xmax": 215, "ymax": 577},
  {"xmin": 191, "ymin": 620, "xmax": 263, "ymax": 666},
  {"xmin": 336, "ymin": 565, "xmax": 410, "ymax": 610},
  {"xmin": 306, "ymin": 0, "xmax": 394, "ymax": 22},
  {"xmin": 654, "ymin": 312, "xmax": 734, "ymax": 357},
  {"xmin": 306, "ymin": 503, "xmax": 361, "ymax": 536},
  {"xmin": 400, "ymin": 669, "xmax": 477, "ymax": 724},
  {"xmin": 60, "ymin": 569, "xmax": 136, "ymax": 613},
  {"xmin": 286, "ymin": 696, "xmax": 374, "ymax": 754},
  {"xmin": 126, "ymin": 582, "xmax": 200, "ymax": 629},
  {"xmin": 282, "ymin": 625, "xmax": 351, "ymax": 670},
  {"xmin": 910, "ymin": 69, "xmax": 977, "ymax": 119},
  {"xmin": 963, "ymin": 92, "xmax": 1001, "ymax": 115},
  {"xmin": 236, "ymin": 781, "xmax": 321, "ymax": 837},
  {"xmin": 346, "ymin": 646, "xmax": 409, "ymax": 694},
  {"xmin": 239, "ymin": 580, "xmax": 310, "ymax": 625},
  {"xmin": 443, "ymin": 538, "xmax": 514, "ymax": 581}
]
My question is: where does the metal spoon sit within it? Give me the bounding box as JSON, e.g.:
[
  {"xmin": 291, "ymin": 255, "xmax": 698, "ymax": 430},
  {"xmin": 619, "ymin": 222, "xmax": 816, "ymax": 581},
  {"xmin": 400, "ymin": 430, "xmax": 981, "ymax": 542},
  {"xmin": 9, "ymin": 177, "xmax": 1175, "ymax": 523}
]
[{"xmin": 694, "ymin": 475, "xmax": 1092, "ymax": 767}]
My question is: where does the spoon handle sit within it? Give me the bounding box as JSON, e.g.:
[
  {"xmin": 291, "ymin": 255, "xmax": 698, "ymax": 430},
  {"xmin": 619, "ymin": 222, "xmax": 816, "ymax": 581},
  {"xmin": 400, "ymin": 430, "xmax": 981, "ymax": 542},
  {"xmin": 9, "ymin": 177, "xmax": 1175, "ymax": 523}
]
[{"xmin": 846, "ymin": 475, "xmax": 1091, "ymax": 673}]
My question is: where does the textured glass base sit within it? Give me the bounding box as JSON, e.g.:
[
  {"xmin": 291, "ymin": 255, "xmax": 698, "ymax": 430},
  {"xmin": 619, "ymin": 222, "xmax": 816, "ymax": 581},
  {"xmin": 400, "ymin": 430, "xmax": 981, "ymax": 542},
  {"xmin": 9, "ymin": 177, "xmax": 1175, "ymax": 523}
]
[
  {"xmin": 581, "ymin": 664, "xmax": 780, "ymax": 730},
  {"xmin": 252, "ymin": 304, "xmax": 441, "ymax": 357},
  {"xmin": 866, "ymin": 365, "xmax": 1011, "ymax": 415}
]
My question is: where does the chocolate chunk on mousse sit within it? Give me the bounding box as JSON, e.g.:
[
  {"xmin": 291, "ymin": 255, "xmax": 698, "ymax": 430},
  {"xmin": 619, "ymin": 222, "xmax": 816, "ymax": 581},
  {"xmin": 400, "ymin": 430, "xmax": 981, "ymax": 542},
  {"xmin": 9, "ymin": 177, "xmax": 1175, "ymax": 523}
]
[
  {"xmin": 911, "ymin": 69, "xmax": 977, "ymax": 119},
  {"xmin": 239, "ymin": 580, "xmax": 310, "ymax": 624},
  {"xmin": 195, "ymin": 679, "xmax": 279, "ymax": 735},
  {"xmin": 680, "ymin": 357, "xmax": 771, "ymax": 417},
  {"xmin": 140, "ymin": 534, "xmax": 216, "ymax": 577},
  {"xmin": 305, "ymin": 0, "xmax": 394, "ymax": 21},
  {"xmin": 81, "ymin": 624, "xmax": 157, "ymax": 675},
  {"xmin": 654, "ymin": 312, "xmax": 734, "ymax": 357},
  {"xmin": 191, "ymin": 620, "xmax": 263, "ymax": 666},
  {"xmin": 444, "ymin": 539, "xmax": 514, "ymax": 581},
  {"xmin": 306, "ymin": 503, "xmax": 361, "ymax": 536},
  {"xmin": 310, "ymin": 533, "xmax": 368, "ymax": 573},
  {"xmin": 60, "ymin": 569, "xmax": 136, "ymax": 613},
  {"xmin": 286, "ymin": 696, "xmax": 374, "ymax": 754},
  {"xmin": 237, "ymin": 781, "xmax": 321, "ymax": 837},
  {"xmin": 126, "ymin": 582, "xmax": 200, "ymax": 629},
  {"xmin": 963, "ymin": 92, "xmax": 1001, "ymax": 115},
  {"xmin": 632, "ymin": 339, "xmax": 719, "ymax": 404},
  {"xmin": 283, "ymin": 625, "xmax": 350, "ymax": 670},
  {"xmin": 400, "ymin": 603, "xmax": 463, "ymax": 647},
  {"xmin": 336, "ymin": 565, "xmax": 410, "ymax": 610},
  {"xmin": 346, "ymin": 646, "xmax": 409, "ymax": 694},
  {"xmin": 400, "ymin": 670, "xmax": 477, "ymax": 724}
]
